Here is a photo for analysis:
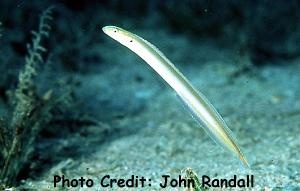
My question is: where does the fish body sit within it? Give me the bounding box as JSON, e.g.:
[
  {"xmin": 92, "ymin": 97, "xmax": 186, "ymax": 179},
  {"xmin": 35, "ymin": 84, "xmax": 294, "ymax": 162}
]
[{"xmin": 102, "ymin": 26, "xmax": 249, "ymax": 168}]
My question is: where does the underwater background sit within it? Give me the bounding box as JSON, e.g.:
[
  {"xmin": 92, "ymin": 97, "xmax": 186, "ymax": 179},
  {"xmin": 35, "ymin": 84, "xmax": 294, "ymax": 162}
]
[{"xmin": 0, "ymin": 0, "xmax": 299, "ymax": 190}]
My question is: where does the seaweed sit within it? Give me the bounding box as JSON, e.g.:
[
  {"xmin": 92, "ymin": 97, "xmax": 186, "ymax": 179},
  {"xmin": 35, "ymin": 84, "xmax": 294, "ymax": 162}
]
[
  {"xmin": 184, "ymin": 168, "xmax": 208, "ymax": 191},
  {"xmin": 0, "ymin": 6, "xmax": 56, "ymax": 187}
]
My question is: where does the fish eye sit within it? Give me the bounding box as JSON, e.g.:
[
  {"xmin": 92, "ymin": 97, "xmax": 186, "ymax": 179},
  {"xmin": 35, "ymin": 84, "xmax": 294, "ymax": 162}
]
[{"xmin": 114, "ymin": 30, "xmax": 117, "ymax": 33}]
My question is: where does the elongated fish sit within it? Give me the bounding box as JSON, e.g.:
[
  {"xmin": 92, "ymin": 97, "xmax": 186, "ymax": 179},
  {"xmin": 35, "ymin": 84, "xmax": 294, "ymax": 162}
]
[{"xmin": 102, "ymin": 26, "xmax": 249, "ymax": 168}]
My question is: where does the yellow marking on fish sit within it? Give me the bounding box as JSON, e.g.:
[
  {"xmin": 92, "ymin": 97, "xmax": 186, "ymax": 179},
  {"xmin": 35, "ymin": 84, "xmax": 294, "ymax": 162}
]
[{"xmin": 102, "ymin": 26, "xmax": 250, "ymax": 168}]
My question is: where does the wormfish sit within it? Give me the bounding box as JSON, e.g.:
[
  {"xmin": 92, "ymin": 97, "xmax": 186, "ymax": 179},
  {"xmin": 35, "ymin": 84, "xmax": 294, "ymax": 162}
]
[{"xmin": 102, "ymin": 26, "xmax": 249, "ymax": 168}]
